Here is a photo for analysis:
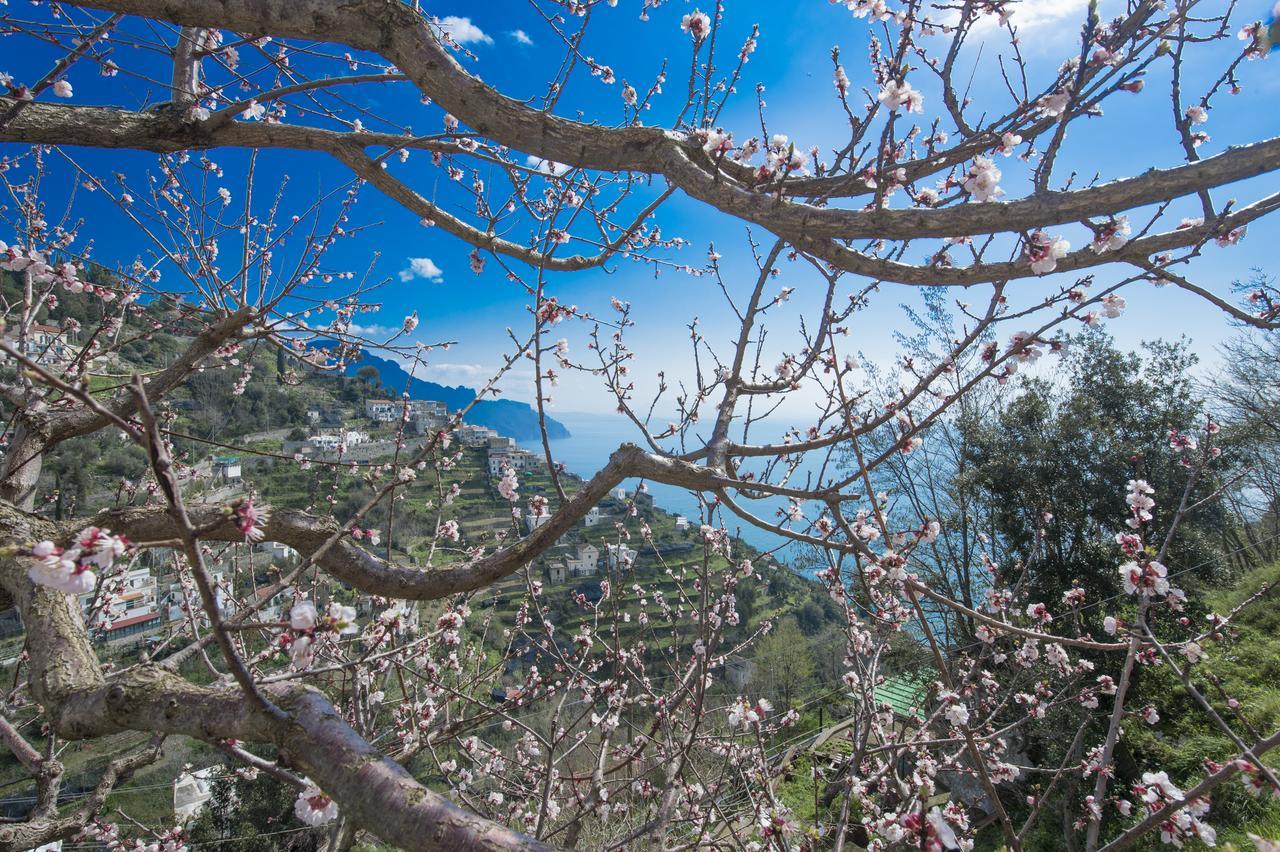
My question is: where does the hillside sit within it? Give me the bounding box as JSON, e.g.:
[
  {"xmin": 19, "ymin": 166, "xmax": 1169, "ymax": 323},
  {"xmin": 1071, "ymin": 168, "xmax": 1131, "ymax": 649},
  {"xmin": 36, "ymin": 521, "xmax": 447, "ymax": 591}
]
[{"xmin": 345, "ymin": 350, "xmax": 570, "ymax": 442}]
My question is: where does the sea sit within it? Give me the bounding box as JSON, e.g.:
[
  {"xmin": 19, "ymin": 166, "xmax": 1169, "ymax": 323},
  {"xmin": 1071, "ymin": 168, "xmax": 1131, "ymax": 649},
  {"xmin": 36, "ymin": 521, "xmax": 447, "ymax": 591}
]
[{"xmin": 518, "ymin": 411, "xmax": 827, "ymax": 565}]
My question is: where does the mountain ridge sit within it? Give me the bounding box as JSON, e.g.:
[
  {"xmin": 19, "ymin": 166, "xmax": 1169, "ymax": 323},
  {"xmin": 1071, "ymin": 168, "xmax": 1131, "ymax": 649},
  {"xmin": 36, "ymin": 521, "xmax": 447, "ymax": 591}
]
[{"xmin": 345, "ymin": 350, "xmax": 570, "ymax": 442}]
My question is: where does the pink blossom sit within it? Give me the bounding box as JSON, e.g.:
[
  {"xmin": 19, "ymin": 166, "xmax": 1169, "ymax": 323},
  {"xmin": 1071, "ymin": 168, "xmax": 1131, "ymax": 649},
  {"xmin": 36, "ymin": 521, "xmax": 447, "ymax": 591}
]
[
  {"xmin": 290, "ymin": 600, "xmax": 318, "ymax": 631},
  {"xmin": 497, "ymin": 466, "xmax": 519, "ymax": 501},
  {"xmin": 879, "ymin": 79, "xmax": 923, "ymax": 113},
  {"xmin": 1036, "ymin": 90, "xmax": 1070, "ymax": 118},
  {"xmin": 1025, "ymin": 231, "xmax": 1069, "ymax": 275},
  {"xmin": 289, "ymin": 635, "xmax": 314, "ymax": 670},
  {"xmin": 294, "ymin": 783, "xmax": 338, "ymax": 826},
  {"xmin": 1119, "ymin": 559, "xmax": 1169, "ymax": 597},
  {"xmin": 680, "ymin": 10, "xmax": 712, "ymax": 42},
  {"xmin": 233, "ymin": 498, "xmax": 267, "ymax": 541},
  {"xmin": 1091, "ymin": 217, "xmax": 1131, "ymax": 253},
  {"xmin": 963, "ymin": 157, "xmax": 1003, "ymax": 202}
]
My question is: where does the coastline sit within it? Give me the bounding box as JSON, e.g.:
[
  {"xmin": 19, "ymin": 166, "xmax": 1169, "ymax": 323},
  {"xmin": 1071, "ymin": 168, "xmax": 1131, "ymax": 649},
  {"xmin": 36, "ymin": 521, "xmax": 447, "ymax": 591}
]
[{"xmin": 519, "ymin": 411, "xmax": 808, "ymax": 559}]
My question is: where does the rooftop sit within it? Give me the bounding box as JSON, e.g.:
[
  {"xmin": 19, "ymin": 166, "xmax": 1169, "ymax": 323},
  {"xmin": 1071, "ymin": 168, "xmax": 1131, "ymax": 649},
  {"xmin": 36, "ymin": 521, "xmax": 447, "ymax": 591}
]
[{"xmin": 874, "ymin": 675, "xmax": 927, "ymax": 718}]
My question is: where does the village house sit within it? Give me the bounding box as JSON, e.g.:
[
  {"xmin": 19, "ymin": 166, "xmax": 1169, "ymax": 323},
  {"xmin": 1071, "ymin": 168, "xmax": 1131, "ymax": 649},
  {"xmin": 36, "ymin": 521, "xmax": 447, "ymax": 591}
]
[
  {"xmin": 257, "ymin": 540, "xmax": 299, "ymax": 562},
  {"xmin": 6, "ymin": 322, "xmax": 76, "ymax": 365},
  {"xmin": 488, "ymin": 446, "xmax": 543, "ymax": 476},
  {"xmin": 604, "ymin": 543, "xmax": 638, "ymax": 570},
  {"xmin": 415, "ymin": 399, "xmax": 449, "ymax": 418},
  {"xmin": 251, "ymin": 586, "xmax": 291, "ymax": 622},
  {"xmin": 525, "ymin": 510, "xmax": 551, "ymax": 534},
  {"xmin": 173, "ymin": 767, "xmax": 218, "ymax": 823},
  {"xmin": 404, "ymin": 400, "xmax": 450, "ymax": 435},
  {"xmin": 80, "ymin": 567, "xmax": 163, "ymax": 643},
  {"xmin": 309, "ymin": 434, "xmax": 341, "ymax": 452},
  {"xmin": 488, "ymin": 434, "xmax": 517, "ymax": 450},
  {"xmin": 307, "ymin": 429, "xmax": 369, "ymax": 453},
  {"xmin": 725, "ymin": 656, "xmax": 757, "ymax": 688},
  {"xmin": 163, "ymin": 570, "xmax": 228, "ymax": 624},
  {"xmin": 364, "ymin": 399, "xmax": 401, "ymax": 422},
  {"xmin": 211, "ymin": 455, "xmax": 241, "ymax": 484},
  {"xmin": 563, "ymin": 543, "xmax": 600, "ymax": 578},
  {"xmin": 454, "ymin": 423, "xmax": 499, "ymax": 447},
  {"xmin": 584, "ymin": 506, "xmax": 601, "ymax": 527},
  {"xmin": 488, "ymin": 449, "xmax": 513, "ymax": 476}
]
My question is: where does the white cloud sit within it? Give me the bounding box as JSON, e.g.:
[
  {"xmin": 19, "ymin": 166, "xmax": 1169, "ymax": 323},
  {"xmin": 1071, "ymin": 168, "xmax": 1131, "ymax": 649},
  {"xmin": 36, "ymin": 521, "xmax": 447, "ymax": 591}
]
[
  {"xmin": 438, "ymin": 16, "xmax": 493, "ymax": 46},
  {"xmin": 401, "ymin": 358, "xmax": 539, "ymax": 398},
  {"xmin": 399, "ymin": 257, "xmax": 444, "ymax": 282},
  {"xmin": 509, "ymin": 29, "xmax": 533, "ymax": 45},
  {"xmin": 422, "ymin": 362, "xmax": 491, "ymax": 383},
  {"xmin": 935, "ymin": 0, "xmax": 1099, "ymax": 35},
  {"xmin": 525, "ymin": 155, "xmax": 571, "ymax": 177},
  {"xmin": 346, "ymin": 323, "xmax": 397, "ymax": 338},
  {"xmin": 997, "ymin": 0, "xmax": 1091, "ymax": 29}
]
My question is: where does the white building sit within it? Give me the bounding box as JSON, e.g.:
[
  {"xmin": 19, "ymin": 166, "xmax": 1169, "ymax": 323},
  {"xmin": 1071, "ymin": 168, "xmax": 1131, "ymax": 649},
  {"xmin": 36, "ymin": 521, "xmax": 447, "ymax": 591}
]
[
  {"xmin": 365, "ymin": 399, "xmax": 400, "ymax": 422},
  {"xmin": 308, "ymin": 430, "xmax": 368, "ymax": 452},
  {"xmin": 212, "ymin": 456, "xmax": 241, "ymax": 484},
  {"xmin": 604, "ymin": 543, "xmax": 638, "ymax": 570},
  {"xmin": 674, "ymin": 516, "xmax": 689, "ymax": 531},
  {"xmin": 174, "ymin": 767, "xmax": 218, "ymax": 823},
  {"xmin": 455, "ymin": 424, "xmax": 499, "ymax": 447},
  {"xmin": 489, "ymin": 451, "xmax": 513, "ymax": 476},
  {"xmin": 165, "ymin": 571, "xmax": 227, "ymax": 624},
  {"xmin": 564, "ymin": 543, "xmax": 600, "ymax": 578},
  {"xmin": 526, "ymin": 511, "xmax": 552, "ymax": 534},
  {"xmin": 7, "ymin": 323, "xmax": 75, "ymax": 365},
  {"xmin": 258, "ymin": 541, "xmax": 299, "ymax": 562},
  {"xmin": 309, "ymin": 434, "xmax": 341, "ymax": 452},
  {"xmin": 80, "ymin": 567, "xmax": 163, "ymax": 642},
  {"xmin": 725, "ymin": 657, "xmax": 757, "ymax": 688},
  {"xmin": 490, "ymin": 449, "xmax": 539, "ymax": 476},
  {"xmin": 584, "ymin": 506, "xmax": 601, "ymax": 527}
]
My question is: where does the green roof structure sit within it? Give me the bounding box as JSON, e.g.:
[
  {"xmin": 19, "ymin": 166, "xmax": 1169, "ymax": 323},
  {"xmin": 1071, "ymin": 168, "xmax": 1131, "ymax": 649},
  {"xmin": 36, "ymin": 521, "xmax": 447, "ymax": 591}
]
[{"xmin": 874, "ymin": 675, "xmax": 928, "ymax": 718}]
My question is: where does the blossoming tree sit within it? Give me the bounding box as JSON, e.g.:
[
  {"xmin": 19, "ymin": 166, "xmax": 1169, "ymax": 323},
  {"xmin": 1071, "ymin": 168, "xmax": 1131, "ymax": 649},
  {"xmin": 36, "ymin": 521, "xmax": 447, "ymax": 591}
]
[{"xmin": 0, "ymin": 0, "xmax": 1278, "ymax": 849}]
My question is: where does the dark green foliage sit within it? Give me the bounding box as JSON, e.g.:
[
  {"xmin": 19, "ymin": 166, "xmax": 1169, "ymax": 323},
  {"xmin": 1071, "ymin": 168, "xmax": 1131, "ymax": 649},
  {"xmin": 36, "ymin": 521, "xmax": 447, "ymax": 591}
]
[
  {"xmin": 186, "ymin": 763, "xmax": 326, "ymax": 850},
  {"xmin": 179, "ymin": 368, "xmax": 310, "ymax": 441},
  {"xmin": 961, "ymin": 331, "xmax": 1231, "ymax": 614}
]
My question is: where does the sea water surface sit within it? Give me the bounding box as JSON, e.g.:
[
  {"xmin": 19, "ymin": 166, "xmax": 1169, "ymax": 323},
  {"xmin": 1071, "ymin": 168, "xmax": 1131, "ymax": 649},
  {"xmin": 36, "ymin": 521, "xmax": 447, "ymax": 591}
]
[{"xmin": 520, "ymin": 411, "xmax": 829, "ymax": 561}]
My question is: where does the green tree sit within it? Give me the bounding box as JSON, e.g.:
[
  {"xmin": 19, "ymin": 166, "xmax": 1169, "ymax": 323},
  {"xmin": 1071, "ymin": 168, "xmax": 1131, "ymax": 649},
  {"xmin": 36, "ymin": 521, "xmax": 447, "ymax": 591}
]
[
  {"xmin": 186, "ymin": 764, "xmax": 325, "ymax": 850},
  {"xmin": 355, "ymin": 365, "xmax": 382, "ymax": 402},
  {"xmin": 960, "ymin": 331, "xmax": 1229, "ymax": 612},
  {"xmin": 753, "ymin": 619, "xmax": 815, "ymax": 708}
]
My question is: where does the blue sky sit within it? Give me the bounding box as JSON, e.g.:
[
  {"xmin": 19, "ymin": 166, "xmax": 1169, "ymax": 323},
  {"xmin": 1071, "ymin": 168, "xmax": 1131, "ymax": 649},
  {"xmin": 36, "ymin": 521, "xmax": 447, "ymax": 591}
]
[{"xmin": 3, "ymin": 0, "xmax": 1278, "ymax": 419}]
